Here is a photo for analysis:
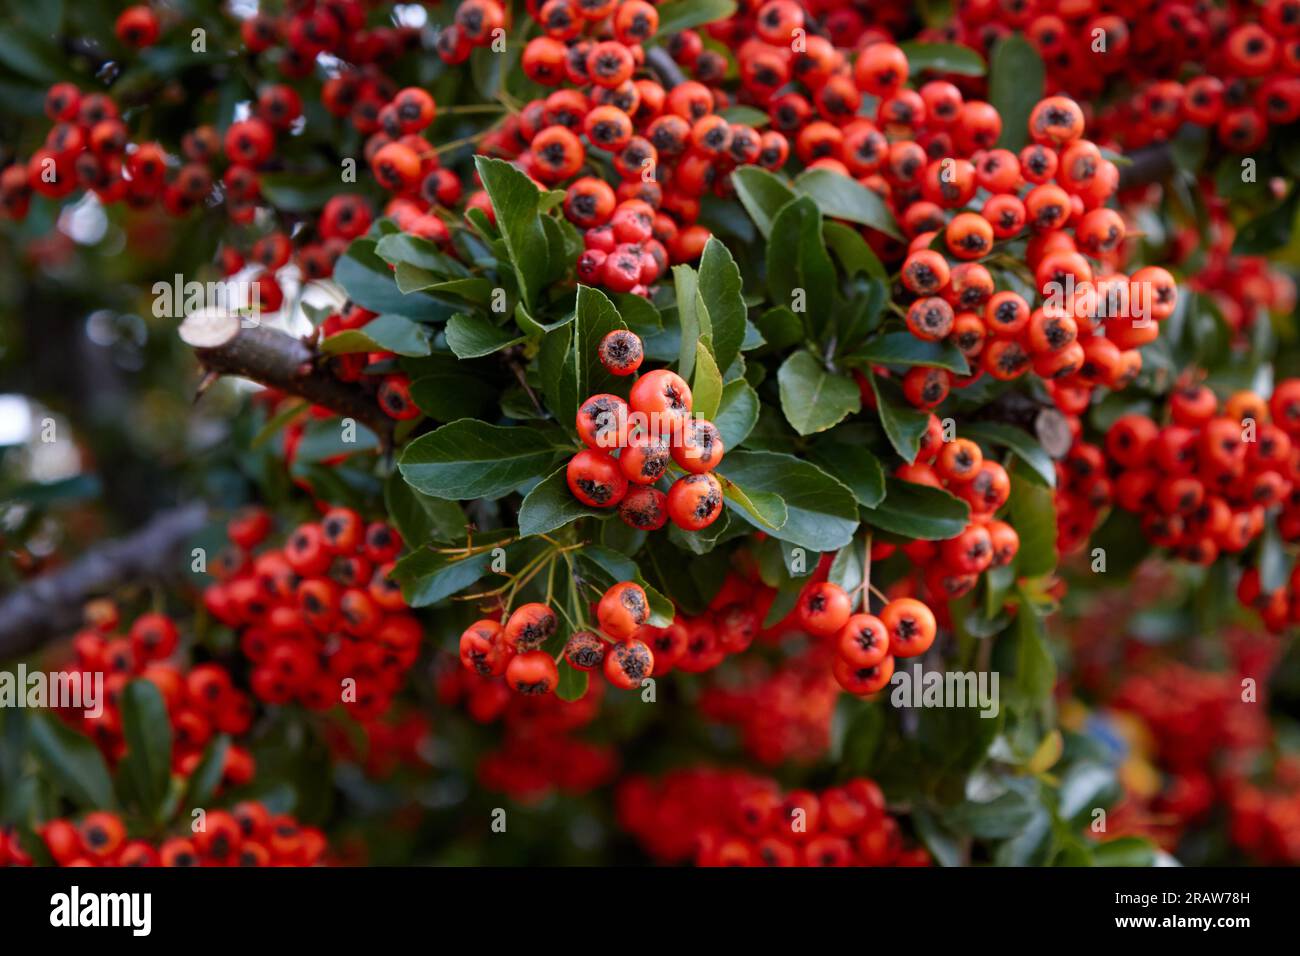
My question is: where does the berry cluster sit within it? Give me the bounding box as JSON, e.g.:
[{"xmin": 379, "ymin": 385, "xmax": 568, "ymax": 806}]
[
  {"xmin": 458, "ymin": 580, "xmax": 656, "ymax": 695},
  {"xmin": 322, "ymin": 706, "xmax": 433, "ymax": 778},
  {"xmin": 795, "ymin": 579, "xmax": 937, "ymax": 697},
  {"xmin": 631, "ymin": 578, "xmax": 767, "ymax": 676},
  {"xmin": 1102, "ymin": 656, "xmax": 1300, "ymax": 862},
  {"xmin": 617, "ymin": 768, "xmax": 928, "ymax": 866},
  {"xmin": 1225, "ymin": 763, "xmax": 1300, "ymax": 864},
  {"xmin": 1114, "ymin": 663, "xmax": 1269, "ymax": 776},
  {"xmin": 203, "ymin": 507, "xmax": 421, "ymax": 718},
  {"xmin": 0, "ymin": 79, "xmax": 380, "ymax": 305},
  {"xmin": 438, "ymin": 651, "xmax": 605, "ymax": 725},
  {"xmin": 942, "ymin": 0, "xmax": 1300, "ymax": 153},
  {"xmin": 478, "ymin": 733, "xmax": 619, "ymax": 802},
  {"xmin": 1, "ymin": 804, "xmax": 325, "ymax": 867},
  {"xmin": 888, "ymin": 421, "xmax": 1021, "ymax": 601},
  {"xmin": 60, "ymin": 609, "xmax": 255, "ymax": 787},
  {"xmin": 1174, "ymin": 203, "xmax": 1297, "ymax": 336},
  {"xmin": 571, "ymin": 333, "xmax": 727, "ymax": 531},
  {"xmin": 1100, "ymin": 381, "xmax": 1300, "ymax": 624},
  {"xmin": 888, "ymin": 93, "xmax": 1175, "ymax": 412},
  {"xmin": 464, "ymin": 0, "xmax": 787, "ymax": 283},
  {"xmin": 698, "ymin": 648, "xmax": 841, "ymax": 765}
]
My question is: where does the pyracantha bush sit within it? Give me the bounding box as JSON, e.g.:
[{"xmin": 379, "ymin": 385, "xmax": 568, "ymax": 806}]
[{"xmin": 2, "ymin": 0, "xmax": 1299, "ymax": 870}]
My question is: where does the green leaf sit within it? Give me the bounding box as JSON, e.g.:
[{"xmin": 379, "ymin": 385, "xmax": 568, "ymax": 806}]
[
  {"xmin": 384, "ymin": 470, "xmax": 466, "ymax": 546},
  {"xmin": 722, "ymin": 482, "xmax": 788, "ymax": 532},
  {"xmin": 898, "ymin": 41, "xmax": 986, "ymax": 76},
  {"xmin": 962, "ymin": 422, "xmax": 1056, "ymax": 488},
  {"xmin": 1091, "ymin": 837, "xmax": 1157, "ymax": 867},
  {"xmin": 912, "ymin": 805, "xmax": 966, "ymax": 867},
  {"xmin": 855, "ymin": 331, "xmax": 970, "ymax": 374},
  {"xmin": 335, "ymin": 239, "xmax": 446, "ymax": 320},
  {"xmin": 614, "ymin": 293, "xmax": 663, "ymax": 336},
  {"xmin": 399, "ymin": 421, "xmax": 559, "ymax": 500},
  {"xmin": 836, "ymin": 699, "xmax": 886, "ymax": 773},
  {"xmin": 989, "ymin": 35, "xmax": 1045, "ymax": 152},
  {"xmin": 11, "ymin": 0, "xmax": 64, "ymax": 37},
  {"xmin": 117, "ymin": 680, "xmax": 173, "ymax": 818},
  {"xmin": 1009, "ymin": 464, "xmax": 1058, "ymax": 577},
  {"xmin": 777, "ymin": 350, "xmax": 861, "ymax": 435},
  {"xmin": 0, "ymin": 28, "xmax": 72, "ymax": 82},
  {"xmin": 293, "ymin": 417, "xmax": 381, "ymax": 462},
  {"xmin": 390, "ymin": 534, "xmax": 512, "ymax": 606},
  {"xmin": 444, "ymin": 312, "xmax": 523, "ymax": 358},
  {"xmin": 767, "ymin": 197, "xmax": 836, "ymax": 332},
  {"xmin": 471, "ymin": 44, "xmax": 504, "ymax": 99},
  {"xmin": 719, "ymin": 451, "xmax": 858, "ymax": 551},
  {"xmin": 862, "ymin": 478, "xmax": 970, "ymax": 539},
  {"xmin": 713, "ymin": 379, "xmax": 760, "ymax": 450},
  {"xmin": 994, "ymin": 806, "xmax": 1054, "ymax": 866},
  {"xmin": 792, "ymin": 168, "xmax": 901, "ymax": 239},
  {"xmin": 517, "ymin": 465, "xmax": 606, "ymax": 536},
  {"xmin": 653, "ymin": 0, "xmax": 738, "ymax": 37},
  {"xmin": 1169, "ymin": 124, "xmax": 1210, "ymax": 175},
  {"xmin": 869, "ymin": 371, "xmax": 931, "ymax": 463},
  {"xmin": 808, "ymin": 440, "xmax": 886, "ymax": 508},
  {"xmin": 540, "ymin": 322, "xmax": 579, "ymax": 434},
  {"xmin": 257, "ymin": 173, "xmax": 342, "ymax": 213},
  {"xmin": 828, "ymin": 544, "xmax": 865, "ymax": 598},
  {"xmin": 719, "ymin": 105, "xmax": 769, "ymax": 126},
  {"xmin": 999, "ymin": 601, "xmax": 1057, "ymax": 710},
  {"xmin": 180, "ymin": 736, "xmax": 229, "ymax": 812},
  {"xmin": 731, "ymin": 167, "xmax": 797, "ymax": 238},
  {"xmin": 1089, "ymin": 509, "xmax": 1150, "ymax": 579},
  {"xmin": 753, "ymin": 305, "xmax": 804, "ymax": 353},
  {"xmin": 673, "ymin": 264, "xmax": 702, "ymax": 381},
  {"xmin": 396, "ymin": 271, "xmax": 494, "ymax": 304},
  {"xmin": 375, "ymin": 232, "xmax": 470, "ymax": 276},
  {"xmin": 1058, "ymin": 761, "xmax": 1119, "ymax": 822},
  {"xmin": 696, "ymin": 236, "xmax": 747, "ymax": 374},
  {"xmin": 1231, "ymin": 189, "xmax": 1299, "ymax": 255},
  {"xmin": 28, "ymin": 713, "xmax": 116, "ymax": 811},
  {"xmin": 941, "ymin": 789, "xmax": 1039, "ymax": 839},
  {"xmin": 409, "ymin": 373, "xmax": 497, "ymax": 422},
  {"xmin": 556, "ymin": 661, "xmax": 589, "ymax": 702},
  {"xmin": 474, "ymin": 156, "xmax": 552, "ymax": 310},
  {"xmin": 319, "ymin": 314, "xmax": 432, "ymax": 357},
  {"xmin": 691, "ymin": 341, "xmax": 724, "ymax": 421},
  {"xmin": 823, "ymin": 221, "xmax": 887, "ymax": 281}
]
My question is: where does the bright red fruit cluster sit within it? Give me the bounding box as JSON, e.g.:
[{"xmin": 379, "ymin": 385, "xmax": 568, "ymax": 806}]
[
  {"xmin": 1, "ymin": 803, "xmax": 325, "ymax": 867},
  {"xmin": 202, "ymin": 507, "xmax": 421, "ymax": 718},
  {"xmin": 942, "ymin": 0, "xmax": 1300, "ymax": 152},
  {"xmin": 458, "ymin": 580, "xmax": 657, "ymax": 696},
  {"xmin": 617, "ymin": 768, "xmax": 928, "ymax": 866},
  {"xmin": 570, "ymin": 333, "xmax": 727, "ymax": 532},
  {"xmin": 699, "ymin": 649, "xmax": 841, "ymax": 765},
  {"xmin": 888, "ymin": 423, "xmax": 1021, "ymax": 602},
  {"xmin": 59, "ymin": 610, "xmax": 255, "ymax": 788},
  {"xmin": 884, "ymin": 91, "xmax": 1177, "ymax": 414}
]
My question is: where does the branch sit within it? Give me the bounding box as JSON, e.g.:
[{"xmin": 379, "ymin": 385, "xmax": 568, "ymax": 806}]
[
  {"xmin": 0, "ymin": 503, "xmax": 209, "ymax": 661},
  {"xmin": 180, "ymin": 312, "xmax": 395, "ymax": 446}
]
